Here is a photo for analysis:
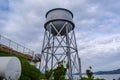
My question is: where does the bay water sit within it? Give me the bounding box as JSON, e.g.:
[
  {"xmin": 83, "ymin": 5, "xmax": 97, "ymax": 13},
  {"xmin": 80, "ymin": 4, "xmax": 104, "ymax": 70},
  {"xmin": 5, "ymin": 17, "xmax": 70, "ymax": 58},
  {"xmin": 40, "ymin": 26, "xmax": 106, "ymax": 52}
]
[{"xmin": 74, "ymin": 74, "xmax": 120, "ymax": 80}]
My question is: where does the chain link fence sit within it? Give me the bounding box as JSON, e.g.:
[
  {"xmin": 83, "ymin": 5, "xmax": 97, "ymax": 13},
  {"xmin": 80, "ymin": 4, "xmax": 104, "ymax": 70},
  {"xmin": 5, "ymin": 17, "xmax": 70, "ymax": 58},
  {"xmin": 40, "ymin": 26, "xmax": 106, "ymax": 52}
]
[{"xmin": 0, "ymin": 35, "xmax": 34, "ymax": 56}]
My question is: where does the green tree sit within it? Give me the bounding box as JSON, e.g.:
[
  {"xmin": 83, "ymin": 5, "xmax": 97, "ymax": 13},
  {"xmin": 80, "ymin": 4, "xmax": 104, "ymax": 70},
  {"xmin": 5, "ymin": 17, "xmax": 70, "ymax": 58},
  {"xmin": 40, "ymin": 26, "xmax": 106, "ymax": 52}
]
[
  {"xmin": 86, "ymin": 66, "xmax": 94, "ymax": 79},
  {"xmin": 81, "ymin": 66, "xmax": 105, "ymax": 80},
  {"xmin": 53, "ymin": 61, "xmax": 67, "ymax": 80},
  {"xmin": 44, "ymin": 69, "xmax": 53, "ymax": 80}
]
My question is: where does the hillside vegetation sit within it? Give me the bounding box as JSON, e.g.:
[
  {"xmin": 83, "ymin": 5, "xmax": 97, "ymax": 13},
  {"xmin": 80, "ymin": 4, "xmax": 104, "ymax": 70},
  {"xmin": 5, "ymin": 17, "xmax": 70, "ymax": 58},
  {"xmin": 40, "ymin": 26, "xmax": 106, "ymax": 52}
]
[{"xmin": 0, "ymin": 51, "xmax": 43, "ymax": 80}]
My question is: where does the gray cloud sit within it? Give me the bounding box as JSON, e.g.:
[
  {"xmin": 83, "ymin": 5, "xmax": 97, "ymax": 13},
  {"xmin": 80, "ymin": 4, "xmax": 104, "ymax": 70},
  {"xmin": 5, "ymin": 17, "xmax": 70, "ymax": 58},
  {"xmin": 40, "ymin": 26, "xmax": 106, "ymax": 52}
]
[
  {"xmin": 78, "ymin": 34, "xmax": 120, "ymax": 71},
  {"xmin": 0, "ymin": 0, "xmax": 120, "ymax": 72}
]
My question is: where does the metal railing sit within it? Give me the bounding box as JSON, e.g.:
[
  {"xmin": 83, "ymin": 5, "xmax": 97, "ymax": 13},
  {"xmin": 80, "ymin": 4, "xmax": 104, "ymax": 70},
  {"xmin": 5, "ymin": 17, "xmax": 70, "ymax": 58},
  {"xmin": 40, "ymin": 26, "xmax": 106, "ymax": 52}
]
[{"xmin": 0, "ymin": 35, "xmax": 34, "ymax": 56}]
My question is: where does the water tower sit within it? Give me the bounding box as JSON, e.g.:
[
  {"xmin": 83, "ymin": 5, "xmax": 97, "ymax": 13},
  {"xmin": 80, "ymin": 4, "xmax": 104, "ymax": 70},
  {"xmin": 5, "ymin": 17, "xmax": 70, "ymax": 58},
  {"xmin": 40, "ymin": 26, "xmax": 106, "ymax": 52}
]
[{"xmin": 40, "ymin": 8, "xmax": 81, "ymax": 79}]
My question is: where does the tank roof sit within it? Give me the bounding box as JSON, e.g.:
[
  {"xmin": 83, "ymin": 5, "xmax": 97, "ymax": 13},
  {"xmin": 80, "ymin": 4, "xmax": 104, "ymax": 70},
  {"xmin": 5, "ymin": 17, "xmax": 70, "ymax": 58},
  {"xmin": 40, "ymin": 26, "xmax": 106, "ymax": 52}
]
[{"xmin": 45, "ymin": 8, "xmax": 74, "ymax": 18}]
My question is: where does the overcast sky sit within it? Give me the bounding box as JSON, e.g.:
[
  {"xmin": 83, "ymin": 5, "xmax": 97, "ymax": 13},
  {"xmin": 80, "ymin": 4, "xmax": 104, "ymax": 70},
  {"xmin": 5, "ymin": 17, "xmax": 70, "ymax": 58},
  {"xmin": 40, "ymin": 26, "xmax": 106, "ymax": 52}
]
[{"xmin": 0, "ymin": 0, "xmax": 120, "ymax": 72}]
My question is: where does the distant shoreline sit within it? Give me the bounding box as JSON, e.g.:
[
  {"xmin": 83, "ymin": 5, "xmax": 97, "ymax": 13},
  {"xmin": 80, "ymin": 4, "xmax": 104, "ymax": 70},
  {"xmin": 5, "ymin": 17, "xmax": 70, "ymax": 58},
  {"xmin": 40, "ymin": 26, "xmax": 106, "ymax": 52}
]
[
  {"xmin": 74, "ymin": 73, "xmax": 120, "ymax": 75},
  {"xmin": 93, "ymin": 73, "xmax": 120, "ymax": 75},
  {"xmin": 74, "ymin": 68, "xmax": 120, "ymax": 75}
]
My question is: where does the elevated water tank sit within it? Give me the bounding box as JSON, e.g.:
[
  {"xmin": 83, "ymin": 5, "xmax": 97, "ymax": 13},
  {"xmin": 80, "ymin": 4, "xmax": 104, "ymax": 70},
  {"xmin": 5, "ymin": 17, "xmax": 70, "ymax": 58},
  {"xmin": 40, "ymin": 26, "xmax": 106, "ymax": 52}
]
[
  {"xmin": 0, "ymin": 57, "xmax": 21, "ymax": 80},
  {"xmin": 45, "ymin": 8, "xmax": 75, "ymax": 35}
]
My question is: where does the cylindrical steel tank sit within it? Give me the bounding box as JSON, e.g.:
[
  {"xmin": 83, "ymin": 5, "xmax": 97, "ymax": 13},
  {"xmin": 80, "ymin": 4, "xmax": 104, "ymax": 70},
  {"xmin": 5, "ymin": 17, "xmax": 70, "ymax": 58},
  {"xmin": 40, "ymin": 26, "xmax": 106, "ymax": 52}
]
[
  {"xmin": 45, "ymin": 8, "xmax": 75, "ymax": 35},
  {"xmin": 0, "ymin": 57, "xmax": 21, "ymax": 80}
]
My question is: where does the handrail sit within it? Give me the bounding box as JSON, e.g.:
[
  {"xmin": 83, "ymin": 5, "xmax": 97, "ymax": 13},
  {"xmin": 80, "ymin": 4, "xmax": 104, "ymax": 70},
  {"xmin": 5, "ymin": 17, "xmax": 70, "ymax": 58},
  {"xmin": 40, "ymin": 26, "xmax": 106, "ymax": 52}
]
[{"xmin": 0, "ymin": 35, "xmax": 34, "ymax": 57}]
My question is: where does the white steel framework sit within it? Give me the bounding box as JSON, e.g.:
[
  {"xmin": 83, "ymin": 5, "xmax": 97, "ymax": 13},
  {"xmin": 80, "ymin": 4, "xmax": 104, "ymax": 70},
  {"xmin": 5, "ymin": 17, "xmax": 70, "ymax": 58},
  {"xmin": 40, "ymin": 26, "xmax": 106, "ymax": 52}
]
[{"xmin": 40, "ymin": 22, "xmax": 81, "ymax": 80}]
